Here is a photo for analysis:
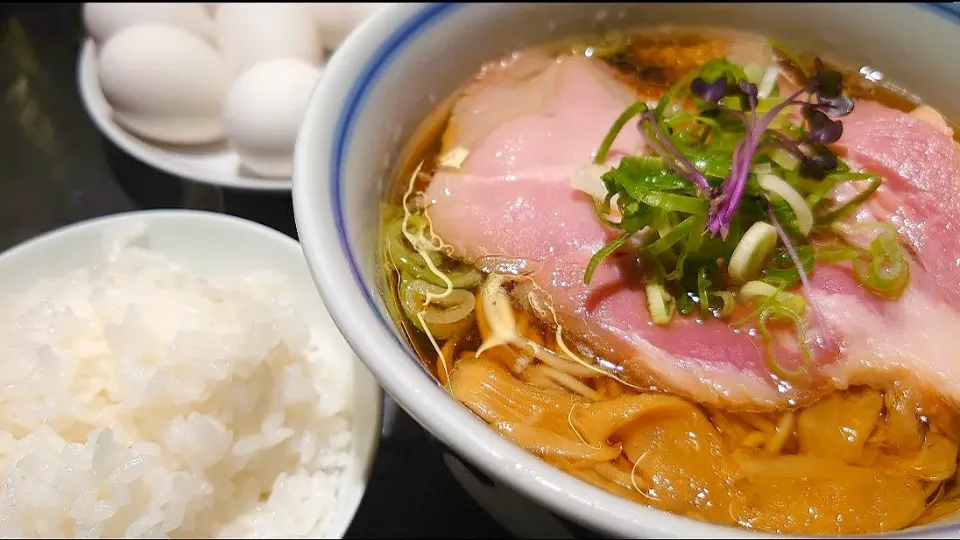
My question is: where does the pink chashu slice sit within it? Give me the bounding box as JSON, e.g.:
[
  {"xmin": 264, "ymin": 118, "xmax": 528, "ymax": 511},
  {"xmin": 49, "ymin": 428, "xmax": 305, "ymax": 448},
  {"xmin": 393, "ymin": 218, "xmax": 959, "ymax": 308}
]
[{"xmin": 425, "ymin": 54, "xmax": 960, "ymax": 409}]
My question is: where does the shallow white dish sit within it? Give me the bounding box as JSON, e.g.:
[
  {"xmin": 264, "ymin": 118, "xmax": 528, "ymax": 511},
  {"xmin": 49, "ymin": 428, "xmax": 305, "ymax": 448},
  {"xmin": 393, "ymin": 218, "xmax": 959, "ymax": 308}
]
[
  {"xmin": 77, "ymin": 40, "xmax": 293, "ymax": 192},
  {"xmin": 0, "ymin": 210, "xmax": 381, "ymax": 538}
]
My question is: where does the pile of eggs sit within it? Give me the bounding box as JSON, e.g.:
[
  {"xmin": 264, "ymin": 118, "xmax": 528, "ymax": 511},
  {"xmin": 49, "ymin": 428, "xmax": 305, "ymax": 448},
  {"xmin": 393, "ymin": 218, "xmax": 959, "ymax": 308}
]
[{"xmin": 84, "ymin": 2, "xmax": 387, "ymax": 178}]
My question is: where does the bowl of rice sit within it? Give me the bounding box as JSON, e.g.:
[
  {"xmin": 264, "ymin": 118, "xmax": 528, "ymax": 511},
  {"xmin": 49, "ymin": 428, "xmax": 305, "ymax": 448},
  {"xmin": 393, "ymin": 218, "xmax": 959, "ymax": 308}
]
[{"xmin": 0, "ymin": 209, "xmax": 380, "ymax": 538}]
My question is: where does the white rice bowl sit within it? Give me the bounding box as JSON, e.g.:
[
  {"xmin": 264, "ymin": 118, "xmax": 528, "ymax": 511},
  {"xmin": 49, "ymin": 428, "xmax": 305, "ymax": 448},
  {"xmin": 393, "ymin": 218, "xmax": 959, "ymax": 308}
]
[{"xmin": 0, "ymin": 222, "xmax": 356, "ymax": 538}]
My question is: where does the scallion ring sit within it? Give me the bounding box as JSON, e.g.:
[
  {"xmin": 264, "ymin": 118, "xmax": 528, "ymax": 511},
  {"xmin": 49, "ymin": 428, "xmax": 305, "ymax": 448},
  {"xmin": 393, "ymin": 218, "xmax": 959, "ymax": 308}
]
[
  {"xmin": 728, "ymin": 221, "xmax": 778, "ymax": 283},
  {"xmin": 645, "ymin": 281, "xmax": 676, "ymax": 325}
]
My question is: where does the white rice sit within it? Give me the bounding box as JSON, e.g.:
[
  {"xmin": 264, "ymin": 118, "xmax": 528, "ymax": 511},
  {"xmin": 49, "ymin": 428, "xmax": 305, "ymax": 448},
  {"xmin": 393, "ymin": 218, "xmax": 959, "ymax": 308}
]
[{"xmin": 0, "ymin": 236, "xmax": 353, "ymax": 538}]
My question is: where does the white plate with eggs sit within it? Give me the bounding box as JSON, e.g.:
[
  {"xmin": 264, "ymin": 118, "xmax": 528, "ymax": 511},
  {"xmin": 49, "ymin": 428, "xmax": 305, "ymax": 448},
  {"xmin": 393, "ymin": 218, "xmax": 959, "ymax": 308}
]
[{"xmin": 77, "ymin": 2, "xmax": 387, "ymax": 192}]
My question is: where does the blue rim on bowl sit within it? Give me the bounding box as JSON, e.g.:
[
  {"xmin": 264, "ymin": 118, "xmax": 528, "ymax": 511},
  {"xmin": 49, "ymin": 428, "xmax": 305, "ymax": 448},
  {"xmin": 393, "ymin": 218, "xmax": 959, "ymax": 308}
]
[{"xmin": 295, "ymin": 3, "xmax": 960, "ymax": 538}]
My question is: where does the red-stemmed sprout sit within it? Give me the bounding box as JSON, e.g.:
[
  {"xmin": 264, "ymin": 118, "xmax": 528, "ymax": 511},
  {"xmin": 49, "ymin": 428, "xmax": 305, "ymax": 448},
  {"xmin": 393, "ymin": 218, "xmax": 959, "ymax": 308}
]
[
  {"xmin": 584, "ymin": 53, "xmax": 893, "ymax": 375},
  {"xmin": 636, "ymin": 110, "xmax": 712, "ymax": 195},
  {"xmin": 686, "ymin": 59, "xmax": 855, "ymax": 237}
]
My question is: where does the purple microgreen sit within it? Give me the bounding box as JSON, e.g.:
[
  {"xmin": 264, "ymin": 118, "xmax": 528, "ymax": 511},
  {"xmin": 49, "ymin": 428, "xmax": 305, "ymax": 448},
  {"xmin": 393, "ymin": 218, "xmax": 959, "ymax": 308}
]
[
  {"xmin": 802, "ymin": 107, "xmax": 844, "ymax": 144},
  {"xmin": 736, "ymin": 80, "xmax": 760, "ymax": 112},
  {"xmin": 806, "ymin": 58, "xmax": 844, "ymax": 99},
  {"xmin": 708, "ymin": 138, "xmax": 757, "ymax": 237},
  {"xmin": 705, "ymin": 86, "xmax": 806, "ymax": 236},
  {"xmin": 817, "ymin": 95, "xmax": 855, "ymax": 117},
  {"xmin": 703, "ymin": 56, "xmax": 857, "ymax": 236},
  {"xmin": 759, "ymin": 131, "xmax": 807, "ymax": 162},
  {"xmin": 636, "ymin": 111, "xmax": 712, "ymax": 195},
  {"xmin": 691, "ymin": 77, "xmax": 728, "ymax": 104},
  {"xmin": 798, "ymin": 144, "xmax": 838, "ymax": 180},
  {"xmin": 621, "ymin": 56, "xmax": 855, "ymax": 238}
]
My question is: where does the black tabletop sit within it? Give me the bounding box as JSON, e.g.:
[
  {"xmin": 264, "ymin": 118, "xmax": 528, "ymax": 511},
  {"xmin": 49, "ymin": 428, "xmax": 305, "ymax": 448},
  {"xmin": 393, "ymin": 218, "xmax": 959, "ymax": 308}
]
[{"xmin": 0, "ymin": 4, "xmax": 509, "ymax": 538}]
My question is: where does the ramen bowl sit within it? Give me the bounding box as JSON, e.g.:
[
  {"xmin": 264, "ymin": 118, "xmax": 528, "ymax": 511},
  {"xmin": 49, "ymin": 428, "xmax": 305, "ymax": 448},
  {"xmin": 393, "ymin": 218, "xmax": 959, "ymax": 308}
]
[{"xmin": 293, "ymin": 3, "xmax": 960, "ymax": 537}]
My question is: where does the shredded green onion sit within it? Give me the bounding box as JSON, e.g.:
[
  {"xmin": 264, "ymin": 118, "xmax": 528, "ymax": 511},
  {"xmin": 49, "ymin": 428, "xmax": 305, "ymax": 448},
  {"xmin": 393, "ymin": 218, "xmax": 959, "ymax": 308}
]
[
  {"xmin": 768, "ymin": 38, "xmax": 812, "ymax": 78},
  {"xmin": 591, "ymin": 198, "xmax": 620, "ymax": 228},
  {"xmin": 756, "ymin": 302, "xmax": 811, "ymax": 380},
  {"xmin": 647, "ymin": 215, "xmax": 698, "ymax": 256},
  {"xmin": 584, "ymin": 230, "xmax": 634, "ymax": 285},
  {"xmin": 763, "ymin": 245, "xmax": 816, "ymax": 288},
  {"xmin": 697, "ymin": 267, "xmax": 712, "ymax": 318},
  {"xmin": 594, "ymin": 101, "xmax": 649, "ymax": 165},
  {"xmin": 386, "ymin": 219, "xmax": 442, "ymax": 269},
  {"xmin": 734, "ymin": 282, "xmax": 811, "ymax": 380},
  {"xmin": 815, "ymin": 243, "xmax": 863, "ymax": 263},
  {"xmin": 815, "ymin": 176, "xmax": 882, "ymax": 224},
  {"xmin": 604, "ymin": 168, "xmax": 709, "ymax": 215},
  {"xmin": 385, "ymin": 216, "xmax": 483, "ymax": 290},
  {"xmin": 853, "ymin": 229, "xmax": 910, "ymax": 300},
  {"xmin": 770, "ymin": 148, "xmax": 801, "ymax": 171}
]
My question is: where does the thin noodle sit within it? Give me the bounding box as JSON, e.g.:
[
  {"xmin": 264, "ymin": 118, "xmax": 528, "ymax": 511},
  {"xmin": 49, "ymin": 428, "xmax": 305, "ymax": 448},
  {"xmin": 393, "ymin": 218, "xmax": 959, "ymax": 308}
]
[
  {"xmin": 739, "ymin": 412, "xmax": 777, "ymax": 433},
  {"xmin": 438, "ymin": 334, "xmax": 460, "ymax": 386},
  {"xmin": 507, "ymin": 274, "xmax": 645, "ymax": 390},
  {"xmin": 763, "ymin": 411, "xmax": 795, "ymax": 456},
  {"xmin": 535, "ymin": 365, "xmax": 602, "ymax": 400},
  {"xmin": 417, "ymin": 312, "xmax": 452, "ymax": 392},
  {"xmin": 594, "ymin": 462, "xmax": 640, "ymax": 492},
  {"xmin": 629, "ymin": 452, "xmax": 660, "ymax": 501},
  {"xmin": 925, "ymin": 482, "xmax": 946, "ymax": 504},
  {"xmin": 742, "ymin": 431, "xmax": 767, "ymax": 448},
  {"xmin": 567, "ymin": 402, "xmax": 603, "ymax": 450},
  {"xmin": 401, "ymin": 164, "xmax": 453, "ymax": 304},
  {"xmin": 527, "ymin": 342, "xmax": 598, "ymax": 378},
  {"xmin": 524, "ymin": 369, "xmax": 563, "ymax": 392},
  {"xmin": 513, "ymin": 351, "xmax": 536, "ymax": 374}
]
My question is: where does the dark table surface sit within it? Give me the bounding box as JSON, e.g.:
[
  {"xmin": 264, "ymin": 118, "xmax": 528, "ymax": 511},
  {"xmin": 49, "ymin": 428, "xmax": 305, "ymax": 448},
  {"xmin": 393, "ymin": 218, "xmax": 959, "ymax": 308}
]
[{"xmin": 0, "ymin": 4, "xmax": 510, "ymax": 538}]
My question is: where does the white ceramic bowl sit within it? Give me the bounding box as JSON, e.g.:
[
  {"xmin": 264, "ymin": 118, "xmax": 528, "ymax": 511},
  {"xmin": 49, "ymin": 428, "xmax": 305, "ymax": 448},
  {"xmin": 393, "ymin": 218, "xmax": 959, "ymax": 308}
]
[
  {"xmin": 293, "ymin": 3, "xmax": 960, "ymax": 538},
  {"xmin": 0, "ymin": 210, "xmax": 381, "ymax": 538},
  {"xmin": 77, "ymin": 40, "xmax": 293, "ymax": 192}
]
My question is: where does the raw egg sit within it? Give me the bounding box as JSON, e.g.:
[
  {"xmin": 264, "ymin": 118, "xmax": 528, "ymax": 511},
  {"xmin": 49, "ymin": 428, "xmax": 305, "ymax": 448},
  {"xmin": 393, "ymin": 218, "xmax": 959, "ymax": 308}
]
[
  {"xmin": 216, "ymin": 3, "xmax": 323, "ymax": 75},
  {"xmin": 222, "ymin": 58, "xmax": 323, "ymax": 177},
  {"xmin": 98, "ymin": 24, "xmax": 231, "ymax": 145},
  {"xmin": 83, "ymin": 2, "xmax": 215, "ymax": 45}
]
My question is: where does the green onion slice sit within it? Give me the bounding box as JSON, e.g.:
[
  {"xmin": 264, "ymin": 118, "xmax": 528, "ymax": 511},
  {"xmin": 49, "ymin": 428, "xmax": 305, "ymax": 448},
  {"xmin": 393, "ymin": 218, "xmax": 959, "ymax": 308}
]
[
  {"xmin": 400, "ymin": 279, "xmax": 476, "ymax": 338},
  {"xmin": 645, "ymin": 281, "xmax": 676, "ymax": 325},
  {"xmin": 853, "ymin": 230, "xmax": 910, "ymax": 300},
  {"xmin": 728, "ymin": 221, "xmax": 778, "ymax": 283}
]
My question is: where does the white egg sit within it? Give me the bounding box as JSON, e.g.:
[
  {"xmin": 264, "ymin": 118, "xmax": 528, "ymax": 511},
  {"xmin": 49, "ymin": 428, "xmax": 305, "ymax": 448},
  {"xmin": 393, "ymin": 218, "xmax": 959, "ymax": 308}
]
[
  {"xmin": 82, "ymin": 2, "xmax": 215, "ymax": 45},
  {"xmin": 310, "ymin": 3, "xmax": 390, "ymax": 50},
  {"xmin": 222, "ymin": 58, "xmax": 323, "ymax": 178},
  {"xmin": 216, "ymin": 3, "xmax": 323, "ymax": 75},
  {"xmin": 98, "ymin": 24, "xmax": 231, "ymax": 145}
]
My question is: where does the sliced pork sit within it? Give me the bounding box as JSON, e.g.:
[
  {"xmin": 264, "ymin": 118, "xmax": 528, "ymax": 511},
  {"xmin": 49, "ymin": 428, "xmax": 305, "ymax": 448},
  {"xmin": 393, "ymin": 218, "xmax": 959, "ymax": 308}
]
[{"xmin": 425, "ymin": 53, "xmax": 960, "ymax": 409}]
